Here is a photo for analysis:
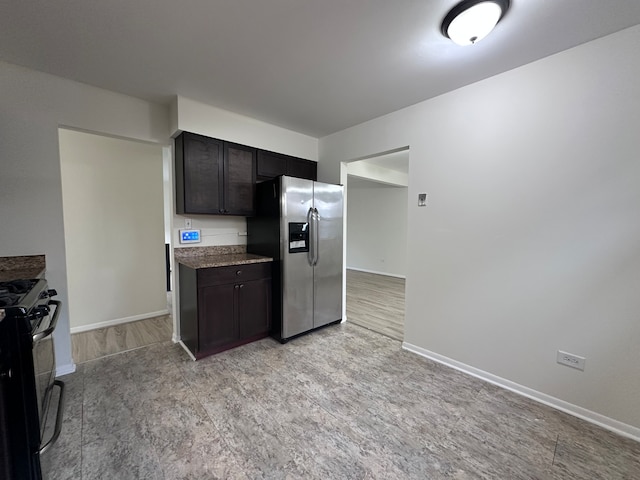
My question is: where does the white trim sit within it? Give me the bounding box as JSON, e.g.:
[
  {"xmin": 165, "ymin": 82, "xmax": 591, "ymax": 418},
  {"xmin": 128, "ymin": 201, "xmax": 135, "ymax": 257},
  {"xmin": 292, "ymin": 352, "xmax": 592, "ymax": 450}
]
[
  {"xmin": 179, "ymin": 341, "xmax": 196, "ymax": 361},
  {"xmin": 69, "ymin": 310, "xmax": 170, "ymax": 334},
  {"xmin": 56, "ymin": 362, "xmax": 76, "ymax": 377},
  {"xmin": 346, "ymin": 267, "xmax": 406, "ymax": 279},
  {"xmin": 402, "ymin": 342, "xmax": 640, "ymax": 443}
]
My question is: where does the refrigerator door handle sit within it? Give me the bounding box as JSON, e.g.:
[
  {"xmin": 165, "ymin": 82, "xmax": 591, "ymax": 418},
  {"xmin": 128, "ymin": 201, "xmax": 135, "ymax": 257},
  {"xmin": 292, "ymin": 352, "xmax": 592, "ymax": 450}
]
[
  {"xmin": 307, "ymin": 207, "xmax": 315, "ymax": 266},
  {"xmin": 313, "ymin": 207, "xmax": 320, "ymax": 266}
]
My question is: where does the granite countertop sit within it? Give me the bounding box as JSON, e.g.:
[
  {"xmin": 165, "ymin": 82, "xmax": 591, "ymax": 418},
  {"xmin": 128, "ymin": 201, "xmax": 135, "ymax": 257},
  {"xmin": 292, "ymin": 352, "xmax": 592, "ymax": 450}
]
[
  {"xmin": 174, "ymin": 245, "xmax": 272, "ymax": 269},
  {"xmin": 0, "ymin": 255, "xmax": 46, "ymax": 282}
]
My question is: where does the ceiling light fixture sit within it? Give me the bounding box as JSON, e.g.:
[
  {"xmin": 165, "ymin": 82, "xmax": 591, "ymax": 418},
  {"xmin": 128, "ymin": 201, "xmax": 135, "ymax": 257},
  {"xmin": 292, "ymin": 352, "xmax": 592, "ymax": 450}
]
[{"xmin": 441, "ymin": 0, "xmax": 510, "ymax": 46}]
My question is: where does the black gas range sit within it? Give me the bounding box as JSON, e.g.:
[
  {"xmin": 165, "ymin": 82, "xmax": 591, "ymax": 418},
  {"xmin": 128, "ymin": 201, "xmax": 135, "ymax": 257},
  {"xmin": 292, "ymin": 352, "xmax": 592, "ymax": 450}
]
[{"xmin": 0, "ymin": 278, "xmax": 65, "ymax": 480}]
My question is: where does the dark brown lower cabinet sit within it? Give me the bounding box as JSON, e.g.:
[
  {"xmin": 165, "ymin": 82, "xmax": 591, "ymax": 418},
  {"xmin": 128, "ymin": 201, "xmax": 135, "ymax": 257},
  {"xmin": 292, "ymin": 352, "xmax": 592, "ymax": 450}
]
[{"xmin": 179, "ymin": 262, "xmax": 272, "ymax": 359}]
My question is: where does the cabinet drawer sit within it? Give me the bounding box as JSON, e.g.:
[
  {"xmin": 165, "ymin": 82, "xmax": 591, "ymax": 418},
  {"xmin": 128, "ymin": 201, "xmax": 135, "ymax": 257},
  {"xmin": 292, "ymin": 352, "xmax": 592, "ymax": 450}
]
[{"xmin": 197, "ymin": 262, "xmax": 271, "ymax": 287}]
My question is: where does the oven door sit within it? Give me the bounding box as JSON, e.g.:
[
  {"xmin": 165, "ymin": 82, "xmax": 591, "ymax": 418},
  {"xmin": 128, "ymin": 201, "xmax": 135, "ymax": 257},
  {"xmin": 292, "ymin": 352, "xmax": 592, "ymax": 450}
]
[{"xmin": 31, "ymin": 300, "xmax": 60, "ymax": 440}]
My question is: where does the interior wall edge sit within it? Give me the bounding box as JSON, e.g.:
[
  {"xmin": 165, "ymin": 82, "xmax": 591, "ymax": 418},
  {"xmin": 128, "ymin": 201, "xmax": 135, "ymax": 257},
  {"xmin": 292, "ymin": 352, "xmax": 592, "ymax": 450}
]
[{"xmin": 55, "ymin": 363, "xmax": 76, "ymax": 377}]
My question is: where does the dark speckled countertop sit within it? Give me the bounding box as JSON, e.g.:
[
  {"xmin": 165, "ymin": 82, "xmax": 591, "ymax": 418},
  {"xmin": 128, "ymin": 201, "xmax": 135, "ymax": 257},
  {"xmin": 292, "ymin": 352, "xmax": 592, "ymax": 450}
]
[
  {"xmin": 174, "ymin": 245, "xmax": 272, "ymax": 269},
  {"xmin": 0, "ymin": 255, "xmax": 46, "ymax": 282}
]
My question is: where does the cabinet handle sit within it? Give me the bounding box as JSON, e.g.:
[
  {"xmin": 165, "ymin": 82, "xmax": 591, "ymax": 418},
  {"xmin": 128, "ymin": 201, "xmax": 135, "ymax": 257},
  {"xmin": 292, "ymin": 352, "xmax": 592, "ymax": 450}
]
[
  {"xmin": 239, "ymin": 284, "xmax": 244, "ymax": 289},
  {"xmin": 234, "ymin": 285, "xmax": 239, "ymax": 289},
  {"xmin": 236, "ymin": 270, "xmax": 242, "ymax": 275}
]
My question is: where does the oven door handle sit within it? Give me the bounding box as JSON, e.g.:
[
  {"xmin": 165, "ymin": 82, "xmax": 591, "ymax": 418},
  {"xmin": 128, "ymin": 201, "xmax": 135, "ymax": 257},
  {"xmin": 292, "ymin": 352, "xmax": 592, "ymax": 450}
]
[
  {"xmin": 39, "ymin": 380, "xmax": 65, "ymax": 455},
  {"xmin": 32, "ymin": 300, "xmax": 61, "ymax": 343}
]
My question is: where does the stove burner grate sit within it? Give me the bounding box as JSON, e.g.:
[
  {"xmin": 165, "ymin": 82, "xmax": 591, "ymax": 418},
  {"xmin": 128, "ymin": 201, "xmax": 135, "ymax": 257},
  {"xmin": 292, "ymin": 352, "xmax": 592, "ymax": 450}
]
[
  {"xmin": 0, "ymin": 279, "xmax": 36, "ymax": 295},
  {"xmin": 0, "ymin": 291, "xmax": 20, "ymax": 307}
]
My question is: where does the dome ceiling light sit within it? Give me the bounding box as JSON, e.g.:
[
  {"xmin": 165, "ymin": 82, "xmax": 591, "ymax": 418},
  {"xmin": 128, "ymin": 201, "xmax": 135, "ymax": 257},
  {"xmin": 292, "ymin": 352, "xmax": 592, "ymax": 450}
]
[{"xmin": 441, "ymin": 0, "xmax": 511, "ymax": 46}]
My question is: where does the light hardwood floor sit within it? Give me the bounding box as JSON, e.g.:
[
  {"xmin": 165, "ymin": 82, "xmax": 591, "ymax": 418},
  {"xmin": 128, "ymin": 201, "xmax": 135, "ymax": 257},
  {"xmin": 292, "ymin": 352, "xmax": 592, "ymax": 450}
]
[
  {"xmin": 346, "ymin": 269, "xmax": 405, "ymax": 341},
  {"xmin": 71, "ymin": 314, "xmax": 173, "ymax": 364},
  {"xmin": 72, "ymin": 274, "xmax": 406, "ymax": 363}
]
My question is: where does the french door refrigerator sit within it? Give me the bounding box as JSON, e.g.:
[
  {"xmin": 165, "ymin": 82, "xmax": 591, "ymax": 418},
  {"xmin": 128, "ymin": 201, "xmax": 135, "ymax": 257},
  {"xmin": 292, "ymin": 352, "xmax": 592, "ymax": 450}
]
[{"xmin": 247, "ymin": 176, "xmax": 344, "ymax": 342}]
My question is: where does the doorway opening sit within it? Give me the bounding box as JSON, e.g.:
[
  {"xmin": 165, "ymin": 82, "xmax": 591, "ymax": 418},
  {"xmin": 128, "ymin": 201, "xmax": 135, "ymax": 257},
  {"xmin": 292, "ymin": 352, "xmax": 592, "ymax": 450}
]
[
  {"xmin": 342, "ymin": 148, "xmax": 409, "ymax": 341},
  {"xmin": 58, "ymin": 128, "xmax": 173, "ymax": 363}
]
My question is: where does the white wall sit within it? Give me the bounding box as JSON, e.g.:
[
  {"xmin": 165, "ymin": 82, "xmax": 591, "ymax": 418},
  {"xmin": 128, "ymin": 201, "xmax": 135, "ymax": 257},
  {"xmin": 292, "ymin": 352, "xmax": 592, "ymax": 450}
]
[
  {"xmin": 320, "ymin": 26, "xmax": 640, "ymax": 436},
  {"xmin": 347, "ymin": 181, "xmax": 407, "ymax": 277},
  {"xmin": 59, "ymin": 129, "xmax": 167, "ymax": 331},
  {"xmin": 174, "ymin": 96, "xmax": 318, "ymax": 160},
  {"xmin": 171, "ymin": 96, "xmax": 319, "ymax": 248},
  {"xmin": 0, "ymin": 60, "xmax": 169, "ymax": 374}
]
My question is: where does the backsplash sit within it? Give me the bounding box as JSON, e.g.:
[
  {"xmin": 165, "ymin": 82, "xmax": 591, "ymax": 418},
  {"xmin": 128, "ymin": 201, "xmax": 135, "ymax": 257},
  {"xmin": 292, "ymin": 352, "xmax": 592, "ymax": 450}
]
[{"xmin": 173, "ymin": 215, "xmax": 247, "ymax": 248}]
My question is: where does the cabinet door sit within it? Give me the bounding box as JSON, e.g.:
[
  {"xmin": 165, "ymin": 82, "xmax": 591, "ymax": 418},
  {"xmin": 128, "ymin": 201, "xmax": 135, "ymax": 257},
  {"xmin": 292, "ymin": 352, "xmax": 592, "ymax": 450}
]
[
  {"xmin": 256, "ymin": 150, "xmax": 287, "ymax": 180},
  {"xmin": 177, "ymin": 132, "xmax": 224, "ymax": 214},
  {"xmin": 224, "ymin": 142, "xmax": 256, "ymax": 216},
  {"xmin": 237, "ymin": 278, "xmax": 271, "ymax": 339},
  {"xmin": 198, "ymin": 283, "xmax": 237, "ymax": 353},
  {"xmin": 287, "ymin": 158, "xmax": 317, "ymax": 181}
]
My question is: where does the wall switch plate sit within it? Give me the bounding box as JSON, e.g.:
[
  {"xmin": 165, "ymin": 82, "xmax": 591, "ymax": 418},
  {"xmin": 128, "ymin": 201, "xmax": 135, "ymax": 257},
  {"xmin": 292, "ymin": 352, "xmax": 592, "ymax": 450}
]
[
  {"xmin": 418, "ymin": 193, "xmax": 427, "ymax": 207},
  {"xmin": 185, "ymin": 218, "xmax": 192, "ymax": 229},
  {"xmin": 557, "ymin": 350, "xmax": 586, "ymax": 371},
  {"xmin": 179, "ymin": 229, "xmax": 201, "ymax": 244}
]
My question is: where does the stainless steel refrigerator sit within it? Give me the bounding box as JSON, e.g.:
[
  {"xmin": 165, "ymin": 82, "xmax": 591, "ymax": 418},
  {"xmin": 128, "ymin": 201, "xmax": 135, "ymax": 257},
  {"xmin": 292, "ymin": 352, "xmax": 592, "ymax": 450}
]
[{"xmin": 247, "ymin": 176, "xmax": 343, "ymax": 342}]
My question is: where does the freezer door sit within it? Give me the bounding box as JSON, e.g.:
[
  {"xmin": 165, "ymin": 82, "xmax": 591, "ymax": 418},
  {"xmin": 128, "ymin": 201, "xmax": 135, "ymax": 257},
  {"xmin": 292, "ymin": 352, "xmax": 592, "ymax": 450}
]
[
  {"xmin": 313, "ymin": 181, "xmax": 344, "ymax": 327},
  {"xmin": 281, "ymin": 176, "xmax": 314, "ymax": 339}
]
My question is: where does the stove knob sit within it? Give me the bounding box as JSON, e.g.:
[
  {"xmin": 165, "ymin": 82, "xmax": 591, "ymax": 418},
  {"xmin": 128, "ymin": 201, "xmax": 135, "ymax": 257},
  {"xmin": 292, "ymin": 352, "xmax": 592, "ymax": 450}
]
[{"xmin": 47, "ymin": 289, "xmax": 58, "ymax": 297}]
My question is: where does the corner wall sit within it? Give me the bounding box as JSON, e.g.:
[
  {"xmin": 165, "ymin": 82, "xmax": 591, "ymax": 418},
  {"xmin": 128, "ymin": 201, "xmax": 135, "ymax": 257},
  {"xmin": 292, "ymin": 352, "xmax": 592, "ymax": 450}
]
[
  {"xmin": 0, "ymin": 60, "xmax": 169, "ymax": 373},
  {"xmin": 320, "ymin": 25, "xmax": 640, "ymax": 435},
  {"xmin": 59, "ymin": 129, "xmax": 167, "ymax": 331},
  {"xmin": 347, "ymin": 183, "xmax": 408, "ymax": 277}
]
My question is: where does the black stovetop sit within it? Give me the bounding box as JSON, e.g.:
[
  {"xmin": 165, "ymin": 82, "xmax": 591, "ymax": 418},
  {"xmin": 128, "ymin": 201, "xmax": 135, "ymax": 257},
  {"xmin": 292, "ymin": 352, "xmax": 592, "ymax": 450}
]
[
  {"xmin": 0, "ymin": 278, "xmax": 51, "ymax": 315},
  {"xmin": 0, "ymin": 279, "xmax": 38, "ymax": 308}
]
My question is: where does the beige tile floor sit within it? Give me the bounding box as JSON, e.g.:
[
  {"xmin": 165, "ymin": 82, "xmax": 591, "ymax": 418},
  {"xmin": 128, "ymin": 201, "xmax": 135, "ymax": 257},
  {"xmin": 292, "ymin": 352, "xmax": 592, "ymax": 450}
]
[{"xmin": 43, "ymin": 322, "xmax": 640, "ymax": 479}]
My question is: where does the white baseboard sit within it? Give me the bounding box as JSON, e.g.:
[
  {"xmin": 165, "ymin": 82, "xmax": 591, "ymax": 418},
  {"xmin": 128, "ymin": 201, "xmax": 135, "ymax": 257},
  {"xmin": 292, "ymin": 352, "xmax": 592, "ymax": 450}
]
[
  {"xmin": 56, "ymin": 362, "xmax": 76, "ymax": 377},
  {"xmin": 178, "ymin": 341, "xmax": 196, "ymax": 361},
  {"xmin": 69, "ymin": 310, "xmax": 170, "ymax": 334},
  {"xmin": 402, "ymin": 342, "xmax": 640, "ymax": 443},
  {"xmin": 346, "ymin": 267, "xmax": 406, "ymax": 279}
]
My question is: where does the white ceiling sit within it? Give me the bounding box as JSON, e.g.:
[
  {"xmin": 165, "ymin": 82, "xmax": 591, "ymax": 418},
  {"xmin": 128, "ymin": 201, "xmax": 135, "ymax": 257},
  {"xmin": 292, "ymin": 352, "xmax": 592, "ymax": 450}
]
[{"xmin": 1, "ymin": 1, "xmax": 639, "ymax": 137}]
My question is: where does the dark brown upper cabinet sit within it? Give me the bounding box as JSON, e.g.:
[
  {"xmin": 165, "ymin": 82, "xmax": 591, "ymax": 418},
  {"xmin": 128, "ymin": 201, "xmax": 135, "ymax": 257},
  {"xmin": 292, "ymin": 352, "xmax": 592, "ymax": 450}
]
[
  {"xmin": 223, "ymin": 142, "xmax": 256, "ymax": 216},
  {"xmin": 256, "ymin": 150, "xmax": 317, "ymax": 181},
  {"xmin": 175, "ymin": 132, "xmax": 256, "ymax": 216}
]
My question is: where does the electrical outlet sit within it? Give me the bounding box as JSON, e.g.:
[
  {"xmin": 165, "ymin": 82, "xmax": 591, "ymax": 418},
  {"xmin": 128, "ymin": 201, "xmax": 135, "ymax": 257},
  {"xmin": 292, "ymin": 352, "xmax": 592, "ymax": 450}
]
[
  {"xmin": 557, "ymin": 351, "xmax": 586, "ymax": 371},
  {"xmin": 185, "ymin": 218, "xmax": 192, "ymax": 229}
]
